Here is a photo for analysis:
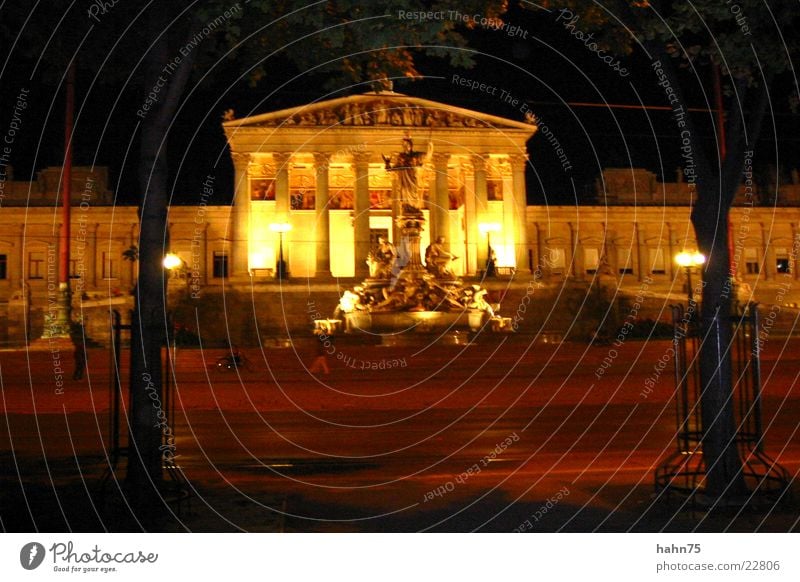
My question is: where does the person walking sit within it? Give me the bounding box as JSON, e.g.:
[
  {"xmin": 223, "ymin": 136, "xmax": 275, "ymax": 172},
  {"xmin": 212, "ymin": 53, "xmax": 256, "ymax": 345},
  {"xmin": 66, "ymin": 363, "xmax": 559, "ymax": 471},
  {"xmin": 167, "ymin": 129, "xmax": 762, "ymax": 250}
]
[
  {"xmin": 71, "ymin": 322, "xmax": 87, "ymax": 380},
  {"xmin": 309, "ymin": 331, "xmax": 332, "ymax": 375}
]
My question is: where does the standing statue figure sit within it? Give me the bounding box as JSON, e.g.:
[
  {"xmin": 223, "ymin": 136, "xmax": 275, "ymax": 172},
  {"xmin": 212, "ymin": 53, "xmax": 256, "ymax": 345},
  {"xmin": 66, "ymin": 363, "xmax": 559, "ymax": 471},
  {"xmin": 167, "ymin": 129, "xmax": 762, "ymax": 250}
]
[{"xmin": 382, "ymin": 135, "xmax": 431, "ymax": 214}]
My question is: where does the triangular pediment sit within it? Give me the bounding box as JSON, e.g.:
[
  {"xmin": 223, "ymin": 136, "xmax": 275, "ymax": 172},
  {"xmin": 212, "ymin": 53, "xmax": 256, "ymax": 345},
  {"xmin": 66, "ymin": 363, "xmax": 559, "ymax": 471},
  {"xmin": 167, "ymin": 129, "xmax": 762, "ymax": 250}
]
[{"xmin": 223, "ymin": 92, "xmax": 537, "ymax": 133}]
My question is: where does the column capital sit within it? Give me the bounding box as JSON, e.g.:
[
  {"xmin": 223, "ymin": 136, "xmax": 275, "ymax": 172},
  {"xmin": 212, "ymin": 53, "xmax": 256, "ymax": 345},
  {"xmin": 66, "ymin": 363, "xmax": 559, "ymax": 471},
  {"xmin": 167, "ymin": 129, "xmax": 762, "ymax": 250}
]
[
  {"xmin": 230, "ymin": 151, "xmax": 251, "ymax": 170},
  {"xmin": 313, "ymin": 151, "xmax": 331, "ymax": 166},
  {"xmin": 272, "ymin": 151, "xmax": 293, "ymax": 167},
  {"xmin": 432, "ymin": 152, "xmax": 451, "ymax": 167},
  {"xmin": 509, "ymin": 153, "xmax": 528, "ymax": 170},
  {"xmin": 471, "ymin": 154, "xmax": 488, "ymax": 172},
  {"xmin": 352, "ymin": 151, "xmax": 371, "ymax": 167}
]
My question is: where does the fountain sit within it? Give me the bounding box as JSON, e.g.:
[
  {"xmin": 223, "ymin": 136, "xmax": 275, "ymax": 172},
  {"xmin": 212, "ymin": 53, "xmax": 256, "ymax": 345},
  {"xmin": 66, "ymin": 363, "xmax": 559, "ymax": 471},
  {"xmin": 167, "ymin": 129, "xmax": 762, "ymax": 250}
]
[{"xmin": 324, "ymin": 136, "xmax": 510, "ymax": 339}]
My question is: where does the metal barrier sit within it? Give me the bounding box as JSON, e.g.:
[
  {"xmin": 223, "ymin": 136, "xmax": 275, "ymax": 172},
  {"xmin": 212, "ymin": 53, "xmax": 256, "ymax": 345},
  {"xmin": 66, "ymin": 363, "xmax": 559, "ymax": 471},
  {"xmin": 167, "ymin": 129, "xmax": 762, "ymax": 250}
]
[
  {"xmin": 99, "ymin": 310, "xmax": 191, "ymax": 510},
  {"xmin": 655, "ymin": 302, "xmax": 790, "ymax": 503}
]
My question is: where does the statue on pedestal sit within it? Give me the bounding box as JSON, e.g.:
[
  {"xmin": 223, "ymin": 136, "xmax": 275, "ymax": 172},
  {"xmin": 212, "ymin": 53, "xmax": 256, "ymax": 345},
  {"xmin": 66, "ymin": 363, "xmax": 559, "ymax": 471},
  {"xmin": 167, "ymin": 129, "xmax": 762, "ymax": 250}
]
[{"xmin": 382, "ymin": 134, "xmax": 431, "ymax": 215}]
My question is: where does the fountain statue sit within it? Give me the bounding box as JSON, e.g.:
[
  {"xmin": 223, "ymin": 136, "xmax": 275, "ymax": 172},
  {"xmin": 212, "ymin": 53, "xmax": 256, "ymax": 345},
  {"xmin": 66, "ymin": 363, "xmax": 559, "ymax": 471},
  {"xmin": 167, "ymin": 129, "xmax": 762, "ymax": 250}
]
[{"xmin": 330, "ymin": 135, "xmax": 508, "ymax": 337}]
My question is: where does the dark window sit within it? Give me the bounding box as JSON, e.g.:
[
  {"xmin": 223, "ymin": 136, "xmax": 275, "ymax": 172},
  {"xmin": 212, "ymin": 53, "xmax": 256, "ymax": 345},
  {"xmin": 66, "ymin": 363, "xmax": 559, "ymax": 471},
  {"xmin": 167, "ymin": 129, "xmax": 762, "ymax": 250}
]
[
  {"xmin": 0, "ymin": 254, "xmax": 6, "ymax": 279},
  {"xmin": 777, "ymin": 258, "xmax": 790, "ymax": 274},
  {"xmin": 69, "ymin": 259, "xmax": 81, "ymax": 279},
  {"xmin": 213, "ymin": 251, "xmax": 228, "ymax": 278},
  {"xmin": 103, "ymin": 252, "xmax": 118, "ymax": 279},
  {"xmin": 28, "ymin": 252, "xmax": 45, "ymax": 279}
]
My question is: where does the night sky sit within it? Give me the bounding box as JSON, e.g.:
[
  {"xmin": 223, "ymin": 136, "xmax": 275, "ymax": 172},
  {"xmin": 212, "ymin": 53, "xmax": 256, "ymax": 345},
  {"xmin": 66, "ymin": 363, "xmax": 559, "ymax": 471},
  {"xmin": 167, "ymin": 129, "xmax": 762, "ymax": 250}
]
[{"xmin": 1, "ymin": 2, "xmax": 796, "ymax": 207}]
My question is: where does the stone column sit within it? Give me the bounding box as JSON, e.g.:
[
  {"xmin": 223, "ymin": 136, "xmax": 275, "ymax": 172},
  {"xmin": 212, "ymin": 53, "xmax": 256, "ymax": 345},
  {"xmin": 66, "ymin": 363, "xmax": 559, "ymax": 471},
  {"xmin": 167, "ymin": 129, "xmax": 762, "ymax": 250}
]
[
  {"xmin": 86, "ymin": 223, "xmax": 98, "ymax": 290},
  {"xmin": 274, "ymin": 152, "xmax": 291, "ymax": 221},
  {"xmin": 510, "ymin": 154, "xmax": 528, "ymax": 271},
  {"xmin": 11, "ymin": 224, "xmax": 24, "ymax": 289},
  {"xmin": 501, "ymin": 161, "xmax": 514, "ymax": 267},
  {"xmin": 635, "ymin": 223, "xmax": 647, "ymax": 282},
  {"xmin": 127, "ymin": 223, "xmax": 138, "ymax": 289},
  {"xmin": 273, "ymin": 152, "xmax": 292, "ymax": 277},
  {"xmin": 432, "ymin": 152, "xmax": 450, "ymax": 245},
  {"xmin": 472, "ymin": 155, "xmax": 489, "ymax": 268},
  {"xmin": 666, "ymin": 223, "xmax": 676, "ymax": 279},
  {"xmin": 792, "ymin": 222, "xmax": 800, "ymax": 281},
  {"xmin": 762, "ymin": 222, "xmax": 776, "ymax": 281},
  {"xmin": 567, "ymin": 222, "xmax": 577, "ymax": 279},
  {"xmin": 230, "ymin": 152, "xmax": 251, "ymax": 278},
  {"xmin": 463, "ymin": 163, "xmax": 478, "ymax": 275},
  {"xmin": 353, "ymin": 152, "xmax": 371, "ymax": 278},
  {"xmin": 314, "ymin": 152, "xmax": 332, "ymax": 277}
]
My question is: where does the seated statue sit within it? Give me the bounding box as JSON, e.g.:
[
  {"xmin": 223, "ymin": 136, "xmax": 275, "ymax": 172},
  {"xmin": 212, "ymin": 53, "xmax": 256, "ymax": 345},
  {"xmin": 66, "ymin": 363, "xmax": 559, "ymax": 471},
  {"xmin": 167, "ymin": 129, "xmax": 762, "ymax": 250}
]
[
  {"xmin": 425, "ymin": 236, "xmax": 458, "ymax": 278},
  {"xmin": 367, "ymin": 236, "xmax": 397, "ymax": 279}
]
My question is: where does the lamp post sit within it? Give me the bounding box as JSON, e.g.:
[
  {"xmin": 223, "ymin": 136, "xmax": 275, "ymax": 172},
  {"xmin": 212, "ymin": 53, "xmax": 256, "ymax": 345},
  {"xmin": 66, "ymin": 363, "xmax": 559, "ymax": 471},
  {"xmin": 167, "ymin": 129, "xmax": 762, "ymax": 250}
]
[
  {"xmin": 478, "ymin": 222, "xmax": 501, "ymax": 277},
  {"xmin": 270, "ymin": 222, "xmax": 292, "ymax": 280},
  {"xmin": 675, "ymin": 250, "xmax": 706, "ymax": 306}
]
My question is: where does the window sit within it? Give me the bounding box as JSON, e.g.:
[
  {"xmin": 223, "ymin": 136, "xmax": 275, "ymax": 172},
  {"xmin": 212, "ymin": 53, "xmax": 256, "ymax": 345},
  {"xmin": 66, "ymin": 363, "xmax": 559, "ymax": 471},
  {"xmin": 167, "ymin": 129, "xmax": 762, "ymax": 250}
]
[
  {"xmin": 28, "ymin": 252, "xmax": 45, "ymax": 279},
  {"xmin": 0, "ymin": 254, "xmax": 6, "ymax": 280},
  {"xmin": 487, "ymin": 178, "xmax": 503, "ymax": 201},
  {"xmin": 776, "ymin": 248, "xmax": 790, "ymax": 274},
  {"xmin": 617, "ymin": 248, "xmax": 634, "ymax": 275},
  {"xmin": 69, "ymin": 259, "xmax": 82, "ymax": 279},
  {"xmin": 213, "ymin": 251, "xmax": 228, "ymax": 278},
  {"xmin": 250, "ymin": 179, "xmax": 275, "ymax": 201},
  {"xmin": 102, "ymin": 251, "xmax": 118, "ymax": 279},
  {"xmin": 584, "ymin": 248, "xmax": 599, "ymax": 274},
  {"xmin": 649, "ymin": 248, "xmax": 666, "ymax": 274},
  {"xmin": 546, "ymin": 248, "xmax": 565, "ymax": 274},
  {"xmin": 745, "ymin": 248, "xmax": 760, "ymax": 275}
]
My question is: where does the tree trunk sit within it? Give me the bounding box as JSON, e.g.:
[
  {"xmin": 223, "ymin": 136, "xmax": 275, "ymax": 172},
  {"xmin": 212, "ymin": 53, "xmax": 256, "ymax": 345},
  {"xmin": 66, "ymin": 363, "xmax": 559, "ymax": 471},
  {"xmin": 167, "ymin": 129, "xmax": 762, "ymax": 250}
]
[
  {"xmin": 126, "ymin": 8, "xmax": 197, "ymax": 520},
  {"xmin": 691, "ymin": 191, "xmax": 748, "ymax": 498}
]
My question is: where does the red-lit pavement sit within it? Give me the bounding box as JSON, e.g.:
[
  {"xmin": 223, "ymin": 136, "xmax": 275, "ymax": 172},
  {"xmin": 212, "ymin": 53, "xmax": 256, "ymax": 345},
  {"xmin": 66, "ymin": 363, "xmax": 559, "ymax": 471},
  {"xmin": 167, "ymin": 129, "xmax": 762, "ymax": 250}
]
[{"xmin": 2, "ymin": 337, "xmax": 799, "ymax": 532}]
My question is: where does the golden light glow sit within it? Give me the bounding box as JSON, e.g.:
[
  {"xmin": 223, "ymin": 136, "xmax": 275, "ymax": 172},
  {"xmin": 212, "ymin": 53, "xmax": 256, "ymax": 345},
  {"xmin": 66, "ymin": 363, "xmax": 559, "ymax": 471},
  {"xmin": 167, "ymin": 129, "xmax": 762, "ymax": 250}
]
[
  {"xmin": 478, "ymin": 222, "xmax": 502, "ymax": 234},
  {"xmin": 675, "ymin": 251, "xmax": 706, "ymax": 268},
  {"xmin": 269, "ymin": 222, "xmax": 292, "ymax": 233},
  {"xmin": 162, "ymin": 253, "xmax": 182, "ymax": 270}
]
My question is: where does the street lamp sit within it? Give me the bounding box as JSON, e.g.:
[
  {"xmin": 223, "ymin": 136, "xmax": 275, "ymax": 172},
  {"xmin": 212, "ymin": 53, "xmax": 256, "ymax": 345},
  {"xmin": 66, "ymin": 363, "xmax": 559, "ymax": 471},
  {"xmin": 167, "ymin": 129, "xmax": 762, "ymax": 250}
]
[
  {"xmin": 269, "ymin": 222, "xmax": 292, "ymax": 279},
  {"xmin": 675, "ymin": 251, "xmax": 706, "ymax": 305},
  {"xmin": 162, "ymin": 253, "xmax": 183, "ymax": 271},
  {"xmin": 478, "ymin": 222, "xmax": 501, "ymax": 277}
]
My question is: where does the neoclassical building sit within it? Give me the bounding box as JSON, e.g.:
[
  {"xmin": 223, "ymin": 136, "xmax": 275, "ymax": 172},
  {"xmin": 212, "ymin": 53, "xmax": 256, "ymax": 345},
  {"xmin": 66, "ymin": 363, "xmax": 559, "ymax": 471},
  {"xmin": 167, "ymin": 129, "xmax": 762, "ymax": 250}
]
[
  {"xmin": 221, "ymin": 92, "xmax": 536, "ymax": 279},
  {"xmin": 1, "ymin": 92, "xmax": 799, "ymax": 343}
]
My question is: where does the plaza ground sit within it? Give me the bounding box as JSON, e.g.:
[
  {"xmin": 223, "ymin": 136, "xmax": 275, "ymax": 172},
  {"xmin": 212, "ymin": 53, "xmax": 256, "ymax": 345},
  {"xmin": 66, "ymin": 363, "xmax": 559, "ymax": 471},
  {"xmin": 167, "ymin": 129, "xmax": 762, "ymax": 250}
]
[{"xmin": 1, "ymin": 335, "xmax": 798, "ymax": 532}]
